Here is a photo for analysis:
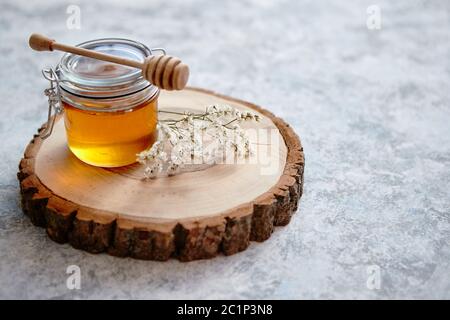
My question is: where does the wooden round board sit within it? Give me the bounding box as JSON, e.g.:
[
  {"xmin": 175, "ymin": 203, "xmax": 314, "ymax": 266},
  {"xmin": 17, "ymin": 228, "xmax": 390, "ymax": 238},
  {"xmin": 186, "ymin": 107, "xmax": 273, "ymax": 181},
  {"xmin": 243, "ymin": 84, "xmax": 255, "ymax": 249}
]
[{"xmin": 18, "ymin": 88, "xmax": 304, "ymax": 261}]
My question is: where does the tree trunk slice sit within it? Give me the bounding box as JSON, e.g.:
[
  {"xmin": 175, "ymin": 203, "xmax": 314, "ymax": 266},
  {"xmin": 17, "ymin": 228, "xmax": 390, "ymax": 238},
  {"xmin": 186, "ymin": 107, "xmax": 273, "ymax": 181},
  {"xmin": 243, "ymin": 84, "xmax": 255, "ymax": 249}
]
[{"xmin": 18, "ymin": 87, "xmax": 304, "ymax": 261}]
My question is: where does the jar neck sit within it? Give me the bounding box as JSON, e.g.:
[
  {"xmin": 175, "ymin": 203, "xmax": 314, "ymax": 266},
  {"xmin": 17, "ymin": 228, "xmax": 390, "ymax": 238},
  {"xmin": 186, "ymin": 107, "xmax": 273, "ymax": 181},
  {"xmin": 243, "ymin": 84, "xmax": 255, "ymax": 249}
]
[{"xmin": 60, "ymin": 85, "xmax": 159, "ymax": 112}]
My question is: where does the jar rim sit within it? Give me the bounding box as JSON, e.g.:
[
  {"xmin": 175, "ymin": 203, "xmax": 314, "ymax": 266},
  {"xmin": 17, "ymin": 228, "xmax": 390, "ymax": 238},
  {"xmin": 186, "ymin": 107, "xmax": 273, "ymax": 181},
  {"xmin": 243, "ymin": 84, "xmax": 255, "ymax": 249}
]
[{"xmin": 56, "ymin": 38, "xmax": 153, "ymax": 98}]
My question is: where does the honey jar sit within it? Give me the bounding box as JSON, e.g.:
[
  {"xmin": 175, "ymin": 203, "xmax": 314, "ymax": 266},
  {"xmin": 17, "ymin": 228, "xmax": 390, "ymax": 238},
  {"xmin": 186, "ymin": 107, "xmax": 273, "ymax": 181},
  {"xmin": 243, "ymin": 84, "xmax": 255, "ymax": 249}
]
[{"xmin": 53, "ymin": 39, "xmax": 161, "ymax": 167}]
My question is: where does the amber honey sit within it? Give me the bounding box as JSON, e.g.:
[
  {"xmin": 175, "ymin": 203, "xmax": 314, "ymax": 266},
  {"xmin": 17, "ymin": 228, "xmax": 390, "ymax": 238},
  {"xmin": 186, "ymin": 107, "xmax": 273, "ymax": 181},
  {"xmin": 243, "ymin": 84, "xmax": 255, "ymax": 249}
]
[{"xmin": 63, "ymin": 99, "xmax": 158, "ymax": 167}]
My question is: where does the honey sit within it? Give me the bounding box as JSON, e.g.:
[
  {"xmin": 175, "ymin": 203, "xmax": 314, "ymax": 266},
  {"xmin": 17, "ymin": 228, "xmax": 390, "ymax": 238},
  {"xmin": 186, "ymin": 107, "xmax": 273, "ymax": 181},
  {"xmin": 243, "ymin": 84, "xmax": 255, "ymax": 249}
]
[
  {"xmin": 54, "ymin": 38, "xmax": 160, "ymax": 167},
  {"xmin": 63, "ymin": 99, "xmax": 158, "ymax": 167}
]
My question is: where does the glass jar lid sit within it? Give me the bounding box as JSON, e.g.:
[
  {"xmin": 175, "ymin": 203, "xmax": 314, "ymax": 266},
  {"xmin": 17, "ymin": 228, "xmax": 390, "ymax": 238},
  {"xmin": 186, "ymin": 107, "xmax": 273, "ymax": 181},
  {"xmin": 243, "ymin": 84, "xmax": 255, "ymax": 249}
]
[{"xmin": 56, "ymin": 38, "xmax": 156, "ymax": 98}]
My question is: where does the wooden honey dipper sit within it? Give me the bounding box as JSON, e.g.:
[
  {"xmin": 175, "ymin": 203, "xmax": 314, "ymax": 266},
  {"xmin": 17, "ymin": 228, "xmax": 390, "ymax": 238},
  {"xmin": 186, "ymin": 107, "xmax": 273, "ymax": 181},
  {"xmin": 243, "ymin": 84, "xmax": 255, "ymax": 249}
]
[{"xmin": 29, "ymin": 33, "xmax": 189, "ymax": 90}]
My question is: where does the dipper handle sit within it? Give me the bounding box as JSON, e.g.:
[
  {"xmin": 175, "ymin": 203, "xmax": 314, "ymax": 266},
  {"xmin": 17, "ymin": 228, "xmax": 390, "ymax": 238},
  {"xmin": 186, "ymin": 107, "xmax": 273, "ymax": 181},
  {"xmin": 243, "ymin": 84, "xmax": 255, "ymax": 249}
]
[
  {"xmin": 29, "ymin": 33, "xmax": 189, "ymax": 90},
  {"xmin": 29, "ymin": 33, "xmax": 56, "ymax": 51}
]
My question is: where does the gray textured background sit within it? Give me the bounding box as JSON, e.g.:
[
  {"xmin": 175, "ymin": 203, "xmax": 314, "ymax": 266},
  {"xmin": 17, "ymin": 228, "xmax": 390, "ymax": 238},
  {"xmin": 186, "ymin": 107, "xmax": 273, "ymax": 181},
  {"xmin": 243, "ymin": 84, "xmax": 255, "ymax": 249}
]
[{"xmin": 1, "ymin": 0, "xmax": 449, "ymax": 299}]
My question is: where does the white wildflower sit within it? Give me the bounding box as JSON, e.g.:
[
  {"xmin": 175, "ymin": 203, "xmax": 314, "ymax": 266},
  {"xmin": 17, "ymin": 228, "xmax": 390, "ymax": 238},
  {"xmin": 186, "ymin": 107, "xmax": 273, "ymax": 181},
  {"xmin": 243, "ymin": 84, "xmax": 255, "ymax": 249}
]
[{"xmin": 137, "ymin": 105, "xmax": 258, "ymax": 178}]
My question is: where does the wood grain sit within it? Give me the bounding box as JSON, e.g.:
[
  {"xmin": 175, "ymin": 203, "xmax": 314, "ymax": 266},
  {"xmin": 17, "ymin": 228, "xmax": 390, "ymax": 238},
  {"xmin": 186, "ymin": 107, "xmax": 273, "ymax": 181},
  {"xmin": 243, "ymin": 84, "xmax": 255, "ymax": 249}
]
[{"xmin": 18, "ymin": 88, "xmax": 304, "ymax": 261}]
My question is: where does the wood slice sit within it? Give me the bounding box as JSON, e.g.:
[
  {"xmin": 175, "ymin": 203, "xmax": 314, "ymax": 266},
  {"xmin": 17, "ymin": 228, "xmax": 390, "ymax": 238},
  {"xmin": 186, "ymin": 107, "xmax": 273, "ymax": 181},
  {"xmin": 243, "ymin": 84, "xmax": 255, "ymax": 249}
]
[{"xmin": 18, "ymin": 88, "xmax": 304, "ymax": 261}]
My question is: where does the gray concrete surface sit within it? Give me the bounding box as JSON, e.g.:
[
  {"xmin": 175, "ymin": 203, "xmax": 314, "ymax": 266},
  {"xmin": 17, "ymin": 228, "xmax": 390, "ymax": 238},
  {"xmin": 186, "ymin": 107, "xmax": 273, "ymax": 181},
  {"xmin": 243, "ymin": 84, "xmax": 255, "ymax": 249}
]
[{"xmin": 0, "ymin": 0, "xmax": 449, "ymax": 299}]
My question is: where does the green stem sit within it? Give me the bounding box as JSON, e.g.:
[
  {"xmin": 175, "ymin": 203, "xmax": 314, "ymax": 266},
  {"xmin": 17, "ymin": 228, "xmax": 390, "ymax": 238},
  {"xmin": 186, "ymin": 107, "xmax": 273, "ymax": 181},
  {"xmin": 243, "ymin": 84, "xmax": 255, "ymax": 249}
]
[
  {"xmin": 158, "ymin": 110, "xmax": 188, "ymax": 116},
  {"xmin": 223, "ymin": 118, "xmax": 238, "ymax": 127}
]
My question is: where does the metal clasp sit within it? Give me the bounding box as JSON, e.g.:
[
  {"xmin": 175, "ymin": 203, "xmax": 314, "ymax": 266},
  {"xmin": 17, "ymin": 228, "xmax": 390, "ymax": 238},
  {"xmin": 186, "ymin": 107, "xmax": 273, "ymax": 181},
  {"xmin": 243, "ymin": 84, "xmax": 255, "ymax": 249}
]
[
  {"xmin": 150, "ymin": 48, "xmax": 166, "ymax": 55},
  {"xmin": 40, "ymin": 68, "xmax": 63, "ymax": 139}
]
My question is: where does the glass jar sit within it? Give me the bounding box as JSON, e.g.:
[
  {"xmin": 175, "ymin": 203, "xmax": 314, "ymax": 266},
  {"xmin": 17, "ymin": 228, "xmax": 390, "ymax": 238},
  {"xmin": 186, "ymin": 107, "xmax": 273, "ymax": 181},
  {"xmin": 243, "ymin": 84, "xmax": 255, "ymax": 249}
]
[{"xmin": 55, "ymin": 38, "xmax": 159, "ymax": 167}]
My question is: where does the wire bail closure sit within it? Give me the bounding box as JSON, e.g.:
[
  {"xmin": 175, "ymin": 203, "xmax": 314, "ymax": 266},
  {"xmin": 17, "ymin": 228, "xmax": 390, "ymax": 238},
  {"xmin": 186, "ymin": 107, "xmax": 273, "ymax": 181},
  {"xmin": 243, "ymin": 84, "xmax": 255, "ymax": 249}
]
[{"xmin": 40, "ymin": 68, "xmax": 63, "ymax": 139}]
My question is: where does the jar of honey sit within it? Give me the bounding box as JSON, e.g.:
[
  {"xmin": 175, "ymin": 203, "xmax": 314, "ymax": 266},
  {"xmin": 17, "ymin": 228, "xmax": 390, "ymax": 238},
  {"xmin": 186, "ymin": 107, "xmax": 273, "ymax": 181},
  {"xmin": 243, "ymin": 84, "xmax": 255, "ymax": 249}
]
[{"xmin": 55, "ymin": 39, "xmax": 160, "ymax": 167}]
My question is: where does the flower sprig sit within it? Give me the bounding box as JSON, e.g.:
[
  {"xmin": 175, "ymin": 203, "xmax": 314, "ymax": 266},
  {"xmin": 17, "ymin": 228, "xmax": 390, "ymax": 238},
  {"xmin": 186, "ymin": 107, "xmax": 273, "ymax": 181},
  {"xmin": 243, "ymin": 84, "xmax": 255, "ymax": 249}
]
[{"xmin": 137, "ymin": 105, "xmax": 260, "ymax": 179}]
